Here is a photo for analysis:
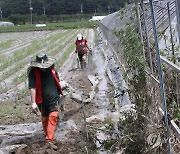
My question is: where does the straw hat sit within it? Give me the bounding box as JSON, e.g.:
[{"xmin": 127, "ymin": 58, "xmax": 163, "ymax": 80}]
[{"xmin": 31, "ymin": 53, "xmax": 55, "ymax": 68}]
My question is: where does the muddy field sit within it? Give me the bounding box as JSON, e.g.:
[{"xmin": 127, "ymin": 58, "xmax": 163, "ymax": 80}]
[
  {"xmin": 0, "ymin": 28, "xmax": 124, "ymax": 154},
  {"xmin": 0, "ymin": 28, "xmax": 92, "ymax": 125},
  {"xmin": 20, "ymin": 70, "xmax": 100, "ymax": 154}
]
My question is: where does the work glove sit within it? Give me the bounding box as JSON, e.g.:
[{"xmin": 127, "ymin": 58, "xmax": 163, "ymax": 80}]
[
  {"xmin": 89, "ymin": 48, "xmax": 93, "ymax": 55},
  {"xmin": 32, "ymin": 102, "xmax": 39, "ymax": 115}
]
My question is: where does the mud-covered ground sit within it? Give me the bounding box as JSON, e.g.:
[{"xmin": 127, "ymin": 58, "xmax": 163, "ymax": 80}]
[
  {"xmin": 0, "ymin": 29, "xmax": 111, "ymax": 154},
  {"xmin": 21, "ymin": 69, "xmax": 99, "ymax": 154},
  {"xmin": 0, "ymin": 60, "xmax": 101, "ymax": 154}
]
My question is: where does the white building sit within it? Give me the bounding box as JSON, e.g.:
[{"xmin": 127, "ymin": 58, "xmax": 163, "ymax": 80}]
[{"xmin": 89, "ymin": 16, "xmax": 106, "ymax": 21}]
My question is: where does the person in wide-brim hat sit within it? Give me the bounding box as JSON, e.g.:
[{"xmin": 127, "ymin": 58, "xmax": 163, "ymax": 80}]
[
  {"xmin": 31, "ymin": 53, "xmax": 55, "ymax": 68},
  {"xmin": 28, "ymin": 53, "xmax": 63, "ymax": 150}
]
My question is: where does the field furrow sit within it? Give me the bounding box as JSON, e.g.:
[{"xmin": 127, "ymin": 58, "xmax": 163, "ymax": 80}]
[
  {"xmin": 0, "ymin": 30, "xmax": 72, "ymax": 81},
  {"xmin": 0, "ymin": 31, "xmax": 59, "ymax": 55},
  {"xmin": 0, "ymin": 30, "xmax": 76, "ymax": 88},
  {"xmin": 0, "ymin": 29, "xmax": 86, "ymax": 100},
  {"xmin": 0, "ymin": 30, "xmax": 68, "ymax": 71}
]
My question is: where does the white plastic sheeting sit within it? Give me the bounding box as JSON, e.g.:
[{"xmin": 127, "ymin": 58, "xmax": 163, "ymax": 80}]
[{"xmin": 159, "ymin": 16, "xmax": 179, "ymax": 57}]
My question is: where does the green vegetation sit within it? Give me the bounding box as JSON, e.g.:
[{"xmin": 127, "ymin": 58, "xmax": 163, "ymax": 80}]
[
  {"xmin": 1, "ymin": 29, "xmax": 83, "ymax": 91},
  {"xmin": 0, "ymin": 39, "xmax": 14, "ymax": 51},
  {"xmin": 1, "ymin": 61, "xmax": 25, "ymax": 81},
  {"xmin": 0, "ymin": 0, "xmax": 130, "ymax": 17},
  {"xmin": 0, "ymin": 100, "xmax": 23, "ymax": 124},
  {"xmin": 0, "ymin": 40, "xmax": 41, "ymax": 70},
  {"xmin": 56, "ymin": 41, "xmax": 76, "ymax": 67},
  {"xmin": 7, "ymin": 14, "xmax": 94, "ymax": 25},
  {"xmin": 0, "ymin": 30, "xmax": 72, "ymax": 83},
  {"xmin": 0, "ymin": 30, "xmax": 71, "ymax": 72},
  {"xmin": 160, "ymin": 29, "xmax": 180, "ymax": 120},
  {"xmin": 0, "ymin": 21, "xmax": 99, "ymax": 33},
  {"xmin": 44, "ymin": 29, "xmax": 70, "ymax": 43},
  {"xmin": 97, "ymin": 5, "xmax": 152, "ymax": 154}
]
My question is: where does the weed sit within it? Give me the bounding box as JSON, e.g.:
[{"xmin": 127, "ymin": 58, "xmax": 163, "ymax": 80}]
[{"xmin": 0, "ymin": 39, "xmax": 14, "ymax": 51}]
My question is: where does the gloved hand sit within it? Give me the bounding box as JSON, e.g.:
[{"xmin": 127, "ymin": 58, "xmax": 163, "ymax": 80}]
[
  {"xmin": 89, "ymin": 48, "xmax": 92, "ymax": 55},
  {"xmin": 32, "ymin": 102, "xmax": 39, "ymax": 114},
  {"xmin": 89, "ymin": 47, "xmax": 92, "ymax": 51}
]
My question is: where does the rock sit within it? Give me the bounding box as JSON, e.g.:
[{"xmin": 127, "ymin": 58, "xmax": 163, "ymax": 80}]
[
  {"xmin": 0, "ymin": 144, "xmax": 27, "ymax": 154},
  {"xmin": 70, "ymin": 92, "xmax": 82, "ymax": 104},
  {"xmin": 86, "ymin": 115, "xmax": 104, "ymax": 123}
]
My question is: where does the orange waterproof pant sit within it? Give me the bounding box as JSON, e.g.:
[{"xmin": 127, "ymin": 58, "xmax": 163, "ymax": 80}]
[{"xmin": 42, "ymin": 111, "xmax": 58, "ymax": 141}]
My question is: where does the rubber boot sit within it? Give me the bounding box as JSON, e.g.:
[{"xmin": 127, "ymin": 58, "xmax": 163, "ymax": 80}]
[
  {"xmin": 42, "ymin": 116, "xmax": 48, "ymax": 135},
  {"xmin": 46, "ymin": 111, "xmax": 58, "ymax": 150}
]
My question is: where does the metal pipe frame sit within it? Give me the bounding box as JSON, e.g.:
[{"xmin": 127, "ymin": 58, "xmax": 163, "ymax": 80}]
[
  {"xmin": 149, "ymin": 0, "xmax": 172, "ymax": 153},
  {"xmin": 160, "ymin": 56, "xmax": 180, "ymax": 73}
]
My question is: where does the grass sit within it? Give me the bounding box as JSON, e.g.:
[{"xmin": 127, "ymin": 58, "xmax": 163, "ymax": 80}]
[
  {"xmin": 0, "ymin": 97, "xmax": 39, "ymax": 125},
  {"xmin": 0, "ymin": 61, "xmax": 25, "ymax": 82},
  {"xmin": 13, "ymin": 73, "xmax": 27, "ymax": 86},
  {"xmin": 0, "ymin": 28, "xmax": 86, "ymax": 97},
  {"xmin": 0, "ymin": 21, "xmax": 99, "ymax": 33},
  {"xmin": 0, "ymin": 100, "xmax": 22, "ymax": 124},
  {"xmin": 0, "ymin": 39, "xmax": 14, "ymax": 52},
  {"xmin": 0, "ymin": 29, "xmax": 73, "ymax": 77},
  {"xmin": 0, "ymin": 40, "xmax": 41, "ymax": 70},
  {"xmin": 44, "ymin": 29, "xmax": 70, "ymax": 43},
  {"xmin": 48, "ymin": 29, "xmax": 78, "ymax": 57},
  {"xmin": 56, "ymin": 42, "xmax": 76, "ymax": 67}
]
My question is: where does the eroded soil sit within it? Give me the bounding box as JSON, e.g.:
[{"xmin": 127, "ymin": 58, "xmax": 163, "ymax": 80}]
[
  {"xmin": 0, "ymin": 29, "xmax": 106, "ymax": 154},
  {"xmin": 23, "ymin": 70, "xmax": 98, "ymax": 154}
]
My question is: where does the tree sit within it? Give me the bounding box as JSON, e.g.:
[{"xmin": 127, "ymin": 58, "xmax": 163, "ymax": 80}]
[{"xmin": 0, "ymin": 0, "xmax": 131, "ymax": 18}]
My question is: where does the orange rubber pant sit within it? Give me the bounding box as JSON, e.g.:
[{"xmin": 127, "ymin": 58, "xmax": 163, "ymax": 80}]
[{"xmin": 42, "ymin": 111, "xmax": 58, "ymax": 141}]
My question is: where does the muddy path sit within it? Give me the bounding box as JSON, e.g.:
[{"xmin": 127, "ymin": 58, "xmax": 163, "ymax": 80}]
[{"xmin": 0, "ymin": 28, "xmax": 131, "ymax": 154}]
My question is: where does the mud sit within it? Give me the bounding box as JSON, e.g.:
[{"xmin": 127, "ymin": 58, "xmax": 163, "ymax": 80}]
[
  {"xmin": 0, "ymin": 29, "xmax": 101, "ymax": 153},
  {"xmin": 0, "ymin": 68, "xmax": 99, "ymax": 154},
  {"xmin": 0, "ymin": 28, "xmax": 132, "ymax": 154}
]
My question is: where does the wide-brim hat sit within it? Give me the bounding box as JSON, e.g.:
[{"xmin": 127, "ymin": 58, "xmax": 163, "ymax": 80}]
[{"xmin": 31, "ymin": 53, "xmax": 55, "ymax": 68}]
